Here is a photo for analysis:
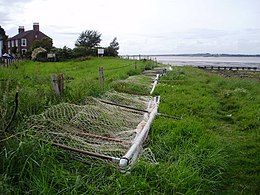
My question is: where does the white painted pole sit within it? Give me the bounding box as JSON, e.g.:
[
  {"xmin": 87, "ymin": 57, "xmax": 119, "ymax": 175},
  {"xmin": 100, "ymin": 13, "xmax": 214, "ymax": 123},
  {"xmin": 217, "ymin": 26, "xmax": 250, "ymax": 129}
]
[
  {"xmin": 150, "ymin": 74, "xmax": 160, "ymax": 95},
  {"xmin": 119, "ymin": 97, "xmax": 159, "ymax": 172}
]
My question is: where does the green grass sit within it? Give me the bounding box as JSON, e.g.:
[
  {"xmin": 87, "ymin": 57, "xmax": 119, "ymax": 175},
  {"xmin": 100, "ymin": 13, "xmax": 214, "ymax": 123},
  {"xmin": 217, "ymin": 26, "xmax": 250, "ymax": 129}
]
[
  {"xmin": 0, "ymin": 58, "xmax": 154, "ymax": 133},
  {"xmin": 153, "ymin": 67, "xmax": 259, "ymax": 194},
  {"xmin": 0, "ymin": 61, "xmax": 259, "ymax": 194}
]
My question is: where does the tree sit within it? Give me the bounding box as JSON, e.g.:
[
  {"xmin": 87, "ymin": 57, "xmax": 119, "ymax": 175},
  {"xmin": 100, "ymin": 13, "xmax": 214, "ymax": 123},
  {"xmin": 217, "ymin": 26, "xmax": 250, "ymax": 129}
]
[
  {"xmin": 75, "ymin": 30, "xmax": 101, "ymax": 49},
  {"xmin": 52, "ymin": 46, "xmax": 74, "ymax": 61},
  {"xmin": 105, "ymin": 37, "xmax": 119, "ymax": 57},
  {"xmin": 32, "ymin": 37, "xmax": 53, "ymax": 52},
  {"xmin": 10, "ymin": 46, "xmax": 17, "ymax": 55},
  {"xmin": 0, "ymin": 26, "xmax": 8, "ymax": 55}
]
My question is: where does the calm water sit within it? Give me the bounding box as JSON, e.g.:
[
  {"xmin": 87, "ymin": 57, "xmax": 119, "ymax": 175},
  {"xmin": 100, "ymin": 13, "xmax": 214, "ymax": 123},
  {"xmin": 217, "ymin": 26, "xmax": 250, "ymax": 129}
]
[{"xmin": 155, "ymin": 56, "xmax": 260, "ymax": 68}]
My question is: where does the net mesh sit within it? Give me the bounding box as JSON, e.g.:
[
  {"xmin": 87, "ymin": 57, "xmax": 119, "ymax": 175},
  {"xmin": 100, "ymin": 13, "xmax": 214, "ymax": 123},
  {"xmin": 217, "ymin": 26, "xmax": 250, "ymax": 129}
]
[{"xmin": 26, "ymin": 92, "xmax": 152, "ymax": 158}]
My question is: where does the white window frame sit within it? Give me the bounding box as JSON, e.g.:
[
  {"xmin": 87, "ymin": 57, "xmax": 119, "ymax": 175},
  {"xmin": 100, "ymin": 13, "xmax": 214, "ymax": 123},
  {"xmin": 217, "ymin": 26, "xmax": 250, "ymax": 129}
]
[
  {"xmin": 21, "ymin": 49, "xmax": 27, "ymax": 54},
  {"xmin": 15, "ymin": 39, "xmax": 18, "ymax": 47},
  {"xmin": 21, "ymin": 38, "xmax": 27, "ymax": 46},
  {"xmin": 8, "ymin": 41, "xmax": 10, "ymax": 48},
  {"xmin": 11, "ymin": 40, "xmax": 14, "ymax": 47}
]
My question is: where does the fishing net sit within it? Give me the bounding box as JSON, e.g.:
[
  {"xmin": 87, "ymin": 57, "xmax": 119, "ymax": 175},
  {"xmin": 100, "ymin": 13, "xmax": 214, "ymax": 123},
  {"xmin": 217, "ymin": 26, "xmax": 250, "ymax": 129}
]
[
  {"xmin": 26, "ymin": 92, "xmax": 153, "ymax": 158},
  {"xmin": 25, "ymin": 66, "xmax": 172, "ymax": 166}
]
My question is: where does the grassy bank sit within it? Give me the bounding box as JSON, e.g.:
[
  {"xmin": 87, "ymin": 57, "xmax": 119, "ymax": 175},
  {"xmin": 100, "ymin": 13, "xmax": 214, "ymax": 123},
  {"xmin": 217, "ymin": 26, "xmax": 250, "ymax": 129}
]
[
  {"xmin": 154, "ymin": 67, "xmax": 259, "ymax": 194},
  {"xmin": 0, "ymin": 57, "xmax": 154, "ymax": 132},
  {"xmin": 0, "ymin": 59, "xmax": 259, "ymax": 194}
]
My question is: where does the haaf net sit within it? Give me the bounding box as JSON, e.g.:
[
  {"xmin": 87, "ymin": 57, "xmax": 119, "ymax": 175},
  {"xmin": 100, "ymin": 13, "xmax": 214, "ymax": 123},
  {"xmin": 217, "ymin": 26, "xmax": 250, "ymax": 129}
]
[{"xmin": 27, "ymin": 92, "xmax": 153, "ymax": 159}]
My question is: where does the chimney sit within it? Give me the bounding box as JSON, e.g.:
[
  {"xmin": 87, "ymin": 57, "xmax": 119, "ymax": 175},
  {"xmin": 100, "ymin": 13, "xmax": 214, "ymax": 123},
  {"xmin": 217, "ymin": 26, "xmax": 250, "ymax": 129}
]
[
  {"xmin": 33, "ymin": 23, "xmax": 39, "ymax": 31},
  {"xmin": 18, "ymin": 26, "xmax": 25, "ymax": 34}
]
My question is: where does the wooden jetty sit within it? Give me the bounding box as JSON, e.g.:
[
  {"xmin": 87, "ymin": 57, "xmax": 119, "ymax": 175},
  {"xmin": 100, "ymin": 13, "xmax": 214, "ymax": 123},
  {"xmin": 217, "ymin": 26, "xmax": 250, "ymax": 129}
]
[{"xmin": 198, "ymin": 66, "xmax": 259, "ymax": 71}]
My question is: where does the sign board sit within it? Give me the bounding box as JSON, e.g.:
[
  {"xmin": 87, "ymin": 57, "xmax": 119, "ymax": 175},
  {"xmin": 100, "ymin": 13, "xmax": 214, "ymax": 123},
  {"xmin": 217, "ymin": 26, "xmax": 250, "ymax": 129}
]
[
  {"xmin": 98, "ymin": 49, "xmax": 104, "ymax": 55},
  {"xmin": 47, "ymin": 53, "xmax": 56, "ymax": 58}
]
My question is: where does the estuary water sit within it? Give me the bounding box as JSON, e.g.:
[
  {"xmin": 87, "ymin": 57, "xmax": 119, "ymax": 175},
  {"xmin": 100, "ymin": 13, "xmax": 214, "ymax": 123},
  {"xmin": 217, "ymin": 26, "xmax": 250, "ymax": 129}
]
[{"xmin": 155, "ymin": 56, "xmax": 260, "ymax": 68}]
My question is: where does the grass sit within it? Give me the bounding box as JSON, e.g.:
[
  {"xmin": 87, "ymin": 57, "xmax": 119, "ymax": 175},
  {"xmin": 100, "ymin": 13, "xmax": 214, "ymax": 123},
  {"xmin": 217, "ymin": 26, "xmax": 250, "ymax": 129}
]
[
  {"xmin": 154, "ymin": 67, "xmax": 259, "ymax": 194},
  {"xmin": 0, "ymin": 58, "xmax": 154, "ymax": 133},
  {"xmin": 0, "ymin": 60, "xmax": 259, "ymax": 194}
]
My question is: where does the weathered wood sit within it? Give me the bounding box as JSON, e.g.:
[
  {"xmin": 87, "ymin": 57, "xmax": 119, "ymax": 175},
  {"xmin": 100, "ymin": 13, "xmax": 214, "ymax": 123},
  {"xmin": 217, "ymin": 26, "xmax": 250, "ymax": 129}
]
[
  {"xmin": 51, "ymin": 75, "xmax": 60, "ymax": 95},
  {"xmin": 100, "ymin": 99, "xmax": 181, "ymax": 120},
  {"xmin": 51, "ymin": 142, "xmax": 120, "ymax": 162},
  {"xmin": 51, "ymin": 74, "xmax": 64, "ymax": 96},
  {"xmin": 99, "ymin": 67, "xmax": 105, "ymax": 91},
  {"xmin": 198, "ymin": 66, "xmax": 259, "ymax": 71},
  {"xmin": 99, "ymin": 99, "xmax": 149, "ymax": 113}
]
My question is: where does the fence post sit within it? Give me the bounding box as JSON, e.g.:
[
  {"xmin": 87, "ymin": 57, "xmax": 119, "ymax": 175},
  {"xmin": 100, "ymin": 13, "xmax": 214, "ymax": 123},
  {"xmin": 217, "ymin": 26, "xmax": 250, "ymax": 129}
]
[
  {"xmin": 99, "ymin": 67, "xmax": 105, "ymax": 91},
  {"xmin": 52, "ymin": 75, "xmax": 60, "ymax": 95},
  {"xmin": 51, "ymin": 73, "xmax": 65, "ymax": 96}
]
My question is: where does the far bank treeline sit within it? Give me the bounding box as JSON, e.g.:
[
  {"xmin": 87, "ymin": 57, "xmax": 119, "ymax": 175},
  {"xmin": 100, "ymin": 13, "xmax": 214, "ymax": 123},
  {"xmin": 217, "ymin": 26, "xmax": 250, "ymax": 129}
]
[{"xmin": 31, "ymin": 30, "xmax": 120, "ymax": 61}]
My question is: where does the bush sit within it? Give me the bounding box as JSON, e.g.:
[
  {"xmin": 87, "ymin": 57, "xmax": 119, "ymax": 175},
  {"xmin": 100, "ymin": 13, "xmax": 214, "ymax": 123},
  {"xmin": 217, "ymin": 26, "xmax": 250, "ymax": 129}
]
[
  {"xmin": 31, "ymin": 47, "xmax": 47, "ymax": 62},
  {"xmin": 73, "ymin": 47, "xmax": 97, "ymax": 58},
  {"xmin": 53, "ymin": 46, "xmax": 74, "ymax": 61}
]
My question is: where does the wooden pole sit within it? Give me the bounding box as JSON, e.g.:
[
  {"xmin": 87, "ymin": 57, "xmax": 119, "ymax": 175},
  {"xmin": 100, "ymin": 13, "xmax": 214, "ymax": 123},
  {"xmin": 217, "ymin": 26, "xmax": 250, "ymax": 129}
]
[
  {"xmin": 51, "ymin": 142, "xmax": 120, "ymax": 162},
  {"xmin": 51, "ymin": 74, "xmax": 60, "ymax": 95},
  {"xmin": 99, "ymin": 67, "xmax": 105, "ymax": 91}
]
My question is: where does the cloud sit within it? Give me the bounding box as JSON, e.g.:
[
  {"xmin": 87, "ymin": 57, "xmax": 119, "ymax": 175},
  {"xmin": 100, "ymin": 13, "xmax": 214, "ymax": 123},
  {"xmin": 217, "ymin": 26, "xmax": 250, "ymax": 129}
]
[
  {"xmin": 1, "ymin": 0, "xmax": 260, "ymax": 54},
  {"xmin": 0, "ymin": 0, "xmax": 32, "ymax": 22}
]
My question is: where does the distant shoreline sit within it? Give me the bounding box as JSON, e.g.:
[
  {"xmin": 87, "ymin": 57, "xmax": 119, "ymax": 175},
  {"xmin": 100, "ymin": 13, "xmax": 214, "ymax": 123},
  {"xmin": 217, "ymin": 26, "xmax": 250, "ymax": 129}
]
[{"xmin": 122, "ymin": 53, "xmax": 260, "ymax": 57}]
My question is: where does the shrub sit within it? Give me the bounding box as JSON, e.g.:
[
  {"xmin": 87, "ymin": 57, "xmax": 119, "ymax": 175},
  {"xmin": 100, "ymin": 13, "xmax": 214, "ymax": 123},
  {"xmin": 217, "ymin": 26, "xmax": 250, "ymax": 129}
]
[{"xmin": 31, "ymin": 47, "xmax": 47, "ymax": 62}]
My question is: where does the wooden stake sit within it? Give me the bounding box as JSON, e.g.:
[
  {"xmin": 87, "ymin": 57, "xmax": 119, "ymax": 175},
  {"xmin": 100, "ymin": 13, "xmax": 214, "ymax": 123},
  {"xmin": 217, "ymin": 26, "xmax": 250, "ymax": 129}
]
[
  {"xmin": 51, "ymin": 74, "xmax": 60, "ymax": 95},
  {"xmin": 99, "ymin": 67, "xmax": 105, "ymax": 91}
]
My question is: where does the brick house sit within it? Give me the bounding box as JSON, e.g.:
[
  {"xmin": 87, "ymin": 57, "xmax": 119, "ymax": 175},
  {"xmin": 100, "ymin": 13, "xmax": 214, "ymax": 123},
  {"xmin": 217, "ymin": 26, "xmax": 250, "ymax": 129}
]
[{"xmin": 7, "ymin": 23, "xmax": 52, "ymax": 56}]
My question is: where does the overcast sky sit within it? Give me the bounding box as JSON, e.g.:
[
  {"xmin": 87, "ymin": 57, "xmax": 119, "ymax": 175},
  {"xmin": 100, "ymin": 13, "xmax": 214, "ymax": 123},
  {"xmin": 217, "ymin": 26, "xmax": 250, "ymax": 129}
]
[{"xmin": 1, "ymin": 0, "xmax": 260, "ymax": 55}]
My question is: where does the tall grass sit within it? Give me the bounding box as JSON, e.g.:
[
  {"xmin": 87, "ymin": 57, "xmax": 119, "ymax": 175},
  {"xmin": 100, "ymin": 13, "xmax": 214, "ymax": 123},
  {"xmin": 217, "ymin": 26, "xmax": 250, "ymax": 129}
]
[
  {"xmin": 155, "ymin": 67, "xmax": 259, "ymax": 194},
  {"xmin": 0, "ymin": 58, "xmax": 154, "ymax": 132},
  {"xmin": 0, "ymin": 63, "xmax": 259, "ymax": 194}
]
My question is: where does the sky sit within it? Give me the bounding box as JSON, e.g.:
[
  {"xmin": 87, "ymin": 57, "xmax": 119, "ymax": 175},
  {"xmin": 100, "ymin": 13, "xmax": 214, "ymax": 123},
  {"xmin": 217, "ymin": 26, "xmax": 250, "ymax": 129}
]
[{"xmin": 1, "ymin": 0, "xmax": 260, "ymax": 55}]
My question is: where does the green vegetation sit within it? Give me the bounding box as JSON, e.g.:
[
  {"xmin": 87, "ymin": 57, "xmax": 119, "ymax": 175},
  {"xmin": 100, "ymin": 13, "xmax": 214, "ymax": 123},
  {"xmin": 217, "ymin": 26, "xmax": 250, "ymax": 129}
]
[
  {"xmin": 0, "ymin": 58, "xmax": 153, "ymax": 132},
  {"xmin": 0, "ymin": 59, "xmax": 259, "ymax": 194}
]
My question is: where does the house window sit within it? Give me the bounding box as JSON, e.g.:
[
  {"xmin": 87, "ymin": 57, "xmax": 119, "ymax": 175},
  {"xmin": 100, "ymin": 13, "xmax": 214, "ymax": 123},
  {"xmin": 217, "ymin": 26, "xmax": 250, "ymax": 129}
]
[
  {"xmin": 8, "ymin": 41, "xmax": 10, "ymax": 48},
  {"xmin": 11, "ymin": 40, "xmax": 14, "ymax": 47},
  {"xmin": 15, "ymin": 40, "xmax": 18, "ymax": 47},
  {"xmin": 22, "ymin": 49, "xmax": 27, "ymax": 54},
  {"xmin": 21, "ymin": 38, "xmax": 27, "ymax": 46}
]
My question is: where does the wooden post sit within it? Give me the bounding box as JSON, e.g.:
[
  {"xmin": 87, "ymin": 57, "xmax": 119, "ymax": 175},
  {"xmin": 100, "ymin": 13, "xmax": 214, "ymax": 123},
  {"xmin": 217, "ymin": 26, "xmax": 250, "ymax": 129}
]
[
  {"xmin": 134, "ymin": 61, "xmax": 137, "ymax": 70},
  {"xmin": 52, "ymin": 74, "xmax": 60, "ymax": 95},
  {"xmin": 51, "ymin": 73, "xmax": 65, "ymax": 96},
  {"xmin": 99, "ymin": 67, "xmax": 105, "ymax": 91}
]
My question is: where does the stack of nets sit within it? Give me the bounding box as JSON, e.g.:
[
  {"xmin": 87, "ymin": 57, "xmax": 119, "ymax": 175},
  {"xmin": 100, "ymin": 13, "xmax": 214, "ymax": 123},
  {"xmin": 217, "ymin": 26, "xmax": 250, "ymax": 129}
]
[{"xmin": 26, "ymin": 92, "xmax": 151, "ymax": 158}]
